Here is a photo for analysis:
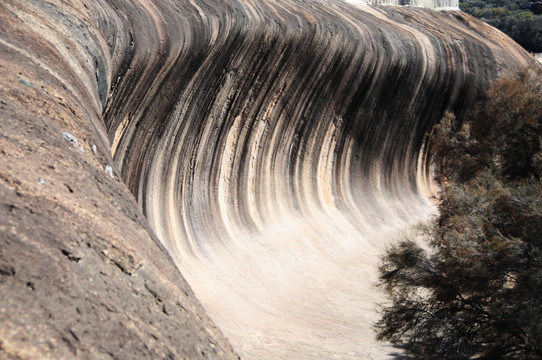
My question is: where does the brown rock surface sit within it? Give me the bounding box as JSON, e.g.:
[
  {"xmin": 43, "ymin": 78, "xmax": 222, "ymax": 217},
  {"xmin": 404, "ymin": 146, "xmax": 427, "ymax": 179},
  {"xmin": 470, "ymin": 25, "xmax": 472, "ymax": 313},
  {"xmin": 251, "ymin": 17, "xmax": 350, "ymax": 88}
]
[
  {"xmin": 0, "ymin": 0, "xmax": 533, "ymax": 359},
  {"xmin": 0, "ymin": 0, "xmax": 237, "ymax": 358}
]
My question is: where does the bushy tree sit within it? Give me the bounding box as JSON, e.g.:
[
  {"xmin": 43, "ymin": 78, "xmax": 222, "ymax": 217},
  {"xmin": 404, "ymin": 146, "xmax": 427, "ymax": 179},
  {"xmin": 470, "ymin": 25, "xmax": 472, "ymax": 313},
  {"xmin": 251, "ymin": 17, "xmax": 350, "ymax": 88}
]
[
  {"xmin": 460, "ymin": 0, "xmax": 542, "ymax": 53},
  {"xmin": 375, "ymin": 66, "xmax": 542, "ymax": 359}
]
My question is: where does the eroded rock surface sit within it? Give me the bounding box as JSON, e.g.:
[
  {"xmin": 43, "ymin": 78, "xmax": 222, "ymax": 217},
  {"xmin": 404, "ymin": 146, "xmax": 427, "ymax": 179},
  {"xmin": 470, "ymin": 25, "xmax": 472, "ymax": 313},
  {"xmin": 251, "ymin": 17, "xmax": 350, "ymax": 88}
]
[
  {"xmin": 0, "ymin": 1, "xmax": 237, "ymax": 358},
  {"xmin": 0, "ymin": 0, "xmax": 532, "ymax": 359}
]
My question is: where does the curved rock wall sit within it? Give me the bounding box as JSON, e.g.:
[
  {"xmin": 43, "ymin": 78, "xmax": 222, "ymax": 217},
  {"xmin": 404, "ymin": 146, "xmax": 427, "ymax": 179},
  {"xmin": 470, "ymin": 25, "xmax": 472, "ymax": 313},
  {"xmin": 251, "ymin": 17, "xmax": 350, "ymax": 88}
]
[
  {"xmin": 0, "ymin": 0, "xmax": 532, "ymax": 359},
  {"xmin": 0, "ymin": 0, "xmax": 237, "ymax": 358}
]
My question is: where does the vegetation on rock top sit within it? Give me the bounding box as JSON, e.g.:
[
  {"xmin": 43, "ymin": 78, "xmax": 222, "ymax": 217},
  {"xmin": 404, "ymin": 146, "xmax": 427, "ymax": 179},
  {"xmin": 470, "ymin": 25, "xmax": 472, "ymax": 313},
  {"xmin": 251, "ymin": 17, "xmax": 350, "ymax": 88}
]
[{"xmin": 460, "ymin": 0, "xmax": 542, "ymax": 52}]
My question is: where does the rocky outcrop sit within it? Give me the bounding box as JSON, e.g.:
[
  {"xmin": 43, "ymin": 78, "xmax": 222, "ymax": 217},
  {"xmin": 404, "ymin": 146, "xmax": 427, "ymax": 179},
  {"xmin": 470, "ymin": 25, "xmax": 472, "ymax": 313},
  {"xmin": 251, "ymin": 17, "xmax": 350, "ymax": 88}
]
[
  {"xmin": 0, "ymin": 0, "xmax": 532, "ymax": 359},
  {"xmin": 366, "ymin": 0, "xmax": 459, "ymax": 9},
  {"xmin": 0, "ymin": 1, "xmax": 237, "ymax": 358}
]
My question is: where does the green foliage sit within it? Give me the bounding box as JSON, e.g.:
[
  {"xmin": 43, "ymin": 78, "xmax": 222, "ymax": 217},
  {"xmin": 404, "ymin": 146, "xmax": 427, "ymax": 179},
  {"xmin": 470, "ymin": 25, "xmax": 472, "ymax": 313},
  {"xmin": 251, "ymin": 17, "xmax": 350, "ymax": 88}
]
[
  {"xmin": 436, "ymin": 66, "xmax": 542, "ymax": 181},
  {"xmin": 460, "ymin": 0, "xmax": 542, "ymax": 52},
  {"xmin": 375, "ymin": 67, "xmax": 542, "ymax": 359}
]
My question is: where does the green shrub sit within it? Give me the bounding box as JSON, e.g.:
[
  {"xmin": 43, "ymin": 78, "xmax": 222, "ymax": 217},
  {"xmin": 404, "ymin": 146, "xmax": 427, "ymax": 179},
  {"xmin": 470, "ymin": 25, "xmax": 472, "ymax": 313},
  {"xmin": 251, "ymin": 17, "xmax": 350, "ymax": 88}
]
[
  {"xmin": 460, "ymin": 0, "xmax": 542, "ymax": 52},
  {"xmin": 375, "ymin": 66, "xmax": 542, "ymax": 359}
]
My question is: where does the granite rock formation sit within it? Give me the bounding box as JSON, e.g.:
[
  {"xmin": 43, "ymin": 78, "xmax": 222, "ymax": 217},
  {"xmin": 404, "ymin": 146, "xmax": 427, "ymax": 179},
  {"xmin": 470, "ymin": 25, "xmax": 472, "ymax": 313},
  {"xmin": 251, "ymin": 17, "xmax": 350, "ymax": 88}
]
[
  {"xmin": 366, "ymin": 0, "xmax": 458, "ymax": 9},
  {"xmin": 0, "ymin": 0, "xmax": 533, "ymax": 359}
]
